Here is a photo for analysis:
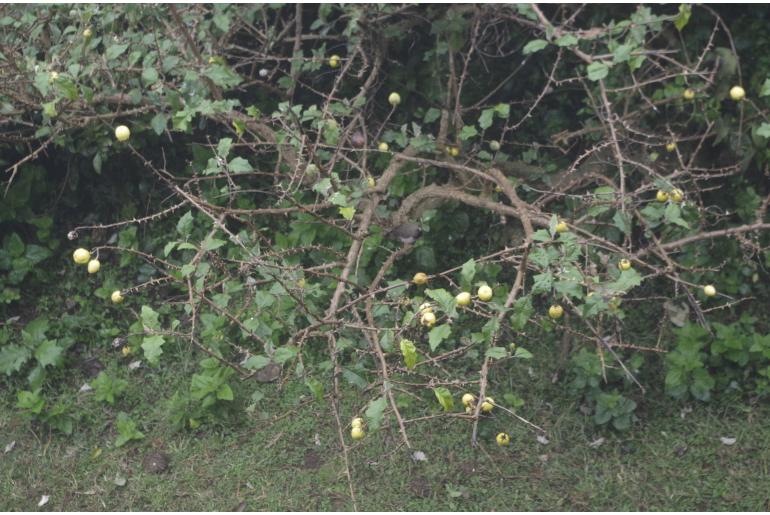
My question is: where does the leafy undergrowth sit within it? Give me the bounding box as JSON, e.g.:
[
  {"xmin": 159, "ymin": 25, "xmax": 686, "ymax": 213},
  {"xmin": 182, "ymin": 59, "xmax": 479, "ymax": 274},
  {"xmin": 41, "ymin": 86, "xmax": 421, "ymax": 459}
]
[{"xmin": 2, "ymin": 371, "xmax": 769, "ymax": 511}]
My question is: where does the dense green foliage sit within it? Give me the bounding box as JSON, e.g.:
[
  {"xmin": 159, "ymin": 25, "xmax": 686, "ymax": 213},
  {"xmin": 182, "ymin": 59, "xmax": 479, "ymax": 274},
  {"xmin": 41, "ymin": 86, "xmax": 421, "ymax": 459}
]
[{"xmin": 2, "ymin": 6, "xmax": 770, "ymax": 506}]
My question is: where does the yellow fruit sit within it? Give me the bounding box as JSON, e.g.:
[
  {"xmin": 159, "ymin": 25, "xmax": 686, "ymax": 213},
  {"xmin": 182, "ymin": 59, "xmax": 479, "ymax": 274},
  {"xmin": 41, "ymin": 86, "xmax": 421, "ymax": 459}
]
[
  {"xmin": 465, "ymin": 406, "xmax": 473, "ymax": 414},
  {"xmin": 618, "ymin": 259, "xmax": 632, "ymax": 271},
  {"xmin": 351, "ymin": 426, "xmax": 365, "ymax": 440},
  {"xmin": 367, "ymin": 177, "xmax": 376, "ymax": 188},
  {"xmin": 297, "ymin": 278, "xmax": 306, "ymax": 288},
  {"xmin": 548, "ymin": 304, "xmax": 564, "ymax": 320},
  {"xmin": 703, "ymin": 284, "xmax": 717, "ymax": 297},
  {"xmin": 208, "ymin": 56, "xmax": 216, "ymax": 64},
  {"xmin": 555, "ymin": 221, "xmax": 569, "ymax": 234},
  {"xmin": 656, "ymin": 190, "xmax": 669, "ymax": 202},
  {"xmin": 412, "ymin": 272, "xmax": 428, "ymax": 285},
  {"xmin": 461, "ymin": 393, "xmax": 475, "ymax": 407},
  {"xmin": 378, "ymin": 142, "xmax": 389, "ymax": 152},
  {"xmin": 87, "ymin": 259, "xmax": 100, "ymax": 274},
  {"xmin": 72, "ymin": 248, "xmax": 90, "ymax": 264},
  {"xmin": 111, "ymin": 290, "xmax": 124, "ymax": 304},
  {"xmin": 83, "ymin": 27, "xmax": 92, "ymax": 38},
  {"xmin": 495, "ymin": 185, "xmax": 503, "ymax": 193},
  {"xmin": 481, "ymin": 397, "xmax": 494, "ymax": 413},
  {"xmin": 328, "ymin": 54, "xmax": 340, "ymax": 68},
  {"xmin": 489, "ymin": 140, "xmax": 501, "ymax": 151},
  {"xmin": 388, "ymin": 92, "xmax": 401, "ymax": 106},
  {"xmin": 420, "ymin": 311, "xmax": 436, "ymax": 328},
  {"xmin": 477, "ymin": 285, "xmax": 493, "ymax": 302},
  {"xmin": 448, "ymin": 146, "xmax": 460, "ymax": 157},
  {"xmin": 683, "ymin": 88, "xmax": 695, "ymax": 100},
  {"xmin": 418, "ymin": 302, "xmax": 433, "ymax": 314},
  {"xmin": 455, "ymin": 291, "xmax": 472, "ymax": 306},
  {"xmin": 115, "ymin": 125, "xmax": 130, "ymax": 142},
  {"xmin": 496, "ymin": 432, "xmax": 511, "ymax": 446},
  {"xmin": 665, "ymin": 142, "xmax": 676, "ymax": 152},
  {"xmin": 730, "ymin": 85, "xmax": 745, "ymax": 101},
  {"xmin": 121, "ymin": 346, "xmax": 132, "ymax": 357},
  {"xmin": 351, "ymin": 417, "xmax": 364, "ymax": 428},
  {"xmin": 670, "ymin": 188, "xmax": 684, "ymax": 203}
]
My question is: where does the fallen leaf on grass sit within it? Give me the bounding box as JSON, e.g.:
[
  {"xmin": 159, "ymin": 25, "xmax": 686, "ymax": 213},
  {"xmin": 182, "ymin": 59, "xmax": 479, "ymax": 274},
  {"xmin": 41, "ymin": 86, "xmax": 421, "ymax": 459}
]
[
  {"xmin": 536, "ymin": 434, "xmax": 549, "ymax": 445},
  {"xmin": 38, "ymin": 495, "xmax": 50, "ymax": 507},
  {"xmin": 4, "ymin": 441, "xmax": 15, "ymax": 453},
  {"xmin": 720, "ymin": 436, "xmax": 737, "ymax": 446}
]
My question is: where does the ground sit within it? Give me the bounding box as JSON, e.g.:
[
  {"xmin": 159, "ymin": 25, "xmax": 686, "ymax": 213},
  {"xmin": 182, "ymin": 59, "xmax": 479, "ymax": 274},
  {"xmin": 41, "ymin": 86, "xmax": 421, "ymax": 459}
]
[{"xmin": 2, "ymin": 371, "xmax": 769, "ymax": 511}]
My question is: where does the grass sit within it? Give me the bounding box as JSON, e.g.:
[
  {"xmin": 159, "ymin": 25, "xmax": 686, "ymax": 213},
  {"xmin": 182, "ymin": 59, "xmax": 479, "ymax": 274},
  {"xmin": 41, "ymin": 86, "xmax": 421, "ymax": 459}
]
[{"xmin": 2, "ymin": 360, "xmax": 770, "ymax": 511}]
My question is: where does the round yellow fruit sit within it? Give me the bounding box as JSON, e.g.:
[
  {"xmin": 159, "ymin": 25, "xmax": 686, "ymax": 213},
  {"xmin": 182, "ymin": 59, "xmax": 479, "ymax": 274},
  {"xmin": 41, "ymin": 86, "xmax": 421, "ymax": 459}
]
[
  {"xmin": 489, "ymin": 140, "xmax": 501, "ymax": 151},
  {"xmin": 328, "ymin": 54, "xmax": 340, "ymax": 68},
  {"xmin": 87, "ymin": 259, "xmax": 100, "ymax": 274},
  {"xmin": 121, "ymin": 346, "xmax": 132, "ymax": 357},
  {"xmin": 703, "ymin": 284, "xmax": 717, "ymax": 297},
  {"xmin": 730, "ymin": 85, "xmax": 745, "ymax": 101},
  {"xmin": 683, "ymin": 88, "xmax": 695, "ymax": 100},
  {"xmin": 448, "ymin": 146, "xmax": 460, "ymax": 157},
  {"xmin": 455, "ymin": 291, "xmax": 472, "ymax": 306},
  {"xmin": 114, "ymin": 125, "xmax": 130, "ymax": 142},
  {"xmin": 548, "ymin": 304, "xmax": 564, "ymax": 320},
  {"xmin": 670, "ymin": 188, "xmax": 684, "ymax": 203},
  {"xmin": 388, "ymin": 92, "xmax": 401, "ymax": 107},
  {"xmin": 420, "ymin": 311, "xmax": 436, "ymax": 328},
  {"xmin": 297, "ymin": 278, "xmax": 306, "ymax": 288},
  {"xmin": 477, "ymin": 285, "xmax": 493, "ymax": 302},
  {"xmin": 412, "ymin": 272, "xmax": 428, "ymax": 285},
  {"xmin": 378, "ymin": 142, "xmax": 389, "ymax": 152},
  {"xmin": 367, "ymin": 177, "xmax": 376, "ymax": 188},
  {"xmin": 351, "ymin": 426, "xmax": 365, "ymax": 440},
  {"xmin": 555, "ymin": 221, "xmax": 569, "ymax": 234},
  {"xmin": 656, "ymin": 190, "xmax": 669, "ymax": 202},
  {"xmin": 72, "ymin": 248, "xmax": 90, "ymax": 264},
  {"xmin": 111, "ymin": 290, "xmax": 124, "ymax": 304},
  {"xmin": 351, "ymin": 417, "xmax": 364, "ymax": 428},
  {"xmin": 418, "ymin": 302, "xmax": 433, "ymax": 314},
  {"xmin": 461, "ymin": 393, "xmax": 475, "ymax": 407},
  {"xmin": 83, "ymin": 27, "xmax": 93, "ymax": 38},
  {"xmin": 496, "ymin": 432, "xmax": 511, "ymax": 446},
  {"xmin": 481, "ymin": 397, "xmax": 494, "ymax": 413},
  {"xmin": 665, "ymin": 142, "xmax": 676, "ymax": 152},
  {"xmin": 465, "ymin": 406, "xmax": 473, "ymax": 414},
  {"xmin": 618, "ymin": 259, "xmax": 632, "ymax": 271}
]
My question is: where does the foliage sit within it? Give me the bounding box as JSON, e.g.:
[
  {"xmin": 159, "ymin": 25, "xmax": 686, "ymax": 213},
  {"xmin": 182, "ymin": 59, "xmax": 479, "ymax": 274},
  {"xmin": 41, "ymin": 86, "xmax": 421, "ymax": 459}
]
[{"xmin": 1, "ymin": 4, "xmax": 770, "ymax": 454}]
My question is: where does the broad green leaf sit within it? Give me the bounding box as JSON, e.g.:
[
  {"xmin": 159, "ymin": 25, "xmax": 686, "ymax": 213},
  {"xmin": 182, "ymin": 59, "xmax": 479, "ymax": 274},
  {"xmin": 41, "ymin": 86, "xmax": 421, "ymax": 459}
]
[
  {"xmin": 105, "ymin": 44, "xmax": 128, "ymax": 60},
  {"xmin": 243, "ymin": 355, "xmax": 270, "ymax": 370},
  {"xmin": 522, "ymin": 39, "xmax": 548, "ymax": 55},
  {"xmin": 513, "ymin": 347, "xmax": 534, "ymax": 359},
  {"xmin": 0, "ymin": 345, "xmax": 31, "ymax": 375},
  {"xmin": 433, "ymin": 387, "xmax": 454, "ymax": 411},
  {"xmin": 674, "ymin": 4, "xmax": 691, "ymax": 31},
  {"xmin": 428, "ymin": 324, "xmax": 452, "ymax": 352},
  {"xmin": 757, "ymin": 123, "xmax": 770, "ymax": 139},
  {"xmin": 34, "ymin": 340, "xmax": 62, "ymax": 368},
  {"xmin": 400, "ymin": 339, "xmax": 417, "ymax": 370},
  {"xmin": 555, "ymin": 34, "xmax": 579, "ymax": 47},
  {"xmin": 141, "ymin": 334, "xmax": 165, "ymax": 365},
  {"xmin": 587, "ymin": 61, "xmax": 610, "ymax": 81},
  {"xmin": 141, "ymin": 305, "xmax": 161, "ymax": 331},
  {"xmin": 485, "ymin": 346, "xmax": 507, "ymax": 360},
  {"xmin": 365, "ymin": 396, "xmax": 387, "ymax": 429},
  {"xmin": 274, "ymin": 346, "xmax": 298, "ymax": 364}
]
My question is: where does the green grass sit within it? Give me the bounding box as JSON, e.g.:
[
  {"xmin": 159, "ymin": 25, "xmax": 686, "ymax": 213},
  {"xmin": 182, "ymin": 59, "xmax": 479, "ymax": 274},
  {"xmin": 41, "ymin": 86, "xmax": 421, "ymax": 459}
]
[{"xmin": 2, "ymin": 366, "xmax": 770, "ymax": 511}]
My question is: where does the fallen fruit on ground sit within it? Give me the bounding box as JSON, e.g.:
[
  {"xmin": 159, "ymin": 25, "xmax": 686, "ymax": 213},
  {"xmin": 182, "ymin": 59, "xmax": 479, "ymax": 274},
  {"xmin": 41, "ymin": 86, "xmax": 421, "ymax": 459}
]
[
  {"xmin": 351, "ymin": 426, "xmax": 365, "ymax": 440},
  {"xmin": 496, "ymin": 432, "xmax": 511, "ymax": 446}
]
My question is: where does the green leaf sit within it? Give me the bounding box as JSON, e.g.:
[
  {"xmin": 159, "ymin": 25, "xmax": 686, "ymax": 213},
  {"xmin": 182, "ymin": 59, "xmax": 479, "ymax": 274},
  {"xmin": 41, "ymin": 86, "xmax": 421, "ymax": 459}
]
[
  {"xmin": 485, "ymin": 346, "xmax": 507, "ymax": 360},
  {"xmin": 5, "ymin": 232, "xmax": 24, "ymax": 257},
  {"xmin": 478, "ymin": 109, "xmax": 494, "ymax": 130},
  {"xmin": 555, "ymin": 34, "xmax": 579, "ymax": 47},
  {"xmin": 664, "ymin": 203, "xmax": 689, "ymax": 228},
  {"xmin": 760, "ymin": 78, "xmax": 770, "ymax": 97},
  {"xmin": 433, "ymin": 387, "xmax": 454, "ymax": 412},
  {"xmin": 305, "ymin": 377, "xmax": 324, "ymax": 402},
  {"xmin": 365, "ymin": 396, "xmax": 387, "ymax": 430},
  {"xmin": 587, "ymin": 62, "xmax": 610, "ymax": 81},
  {"xmin": 510, "ymin": 296, "xmax": 534, "ymax": 331},
  {"xmin": 274, "ymin": 346, "xmax": 298, "ymax": 364},
  {"xmin": 513, "ymin": 347, "xmax": 534, "ymax": 359},
  {"xmin": 216, "ymin": 383, "xmax": 234, "ymax": 401},
  {"xmin": 34, "ymin": 340, "xmax": 62, "ymax": 368},
  {"xmin": 204, "ymin": 64, "xmax": 242, "ymax": 88},
  {"xmin": 400, "ymin": 339, "xmax": 417, "ymax": 370},
  {"xmin": 202, "ymin": 236, "xmax": 226, "ymax": 251},
  {"xmin": 339, "ymin": 207, "xmax": 355, "ymax": 220},
  {"xmin": 460, "ymin": 259, "xmax": 476, "ymax": 289},
  {"xmin": 674, "ymin": 3, "xmax": 691, "ymax": 31},
  {"xmin": 177, "ymin": 211, "xmax": 194, "ymax": 236},
  {"xmin": 612, "ymin": 44, "xmax": 633, "ymax": 64},
  {"xmin": 142, "ymin": 335, "xmax": 165, "ymax": 365},
  {"xmin": 0, "ymin": 345, "xmax": 31, "ymax": 376},
  {"xmin": 425, "ymin": 288, "xmax": 456, "ymax": 315},
  {"xmin": 757, "ymin": 123, "xmax": 770, "ymax": 139},
  {"xmin": 428, "ymin": 324, "xmax": 452, "ymax": 352},
  {"xmin": 105, "ymin": 43, "xmax": 129, "ymax": 60},
  {"xmin": 228, "ymin": 157, "xmax": 253, "ymax": 173},
  {"xmin": 142, "ymin": 67, "xmax": 159, "ymax": 85},
  {"xmin": 141, "ymin": 305, "xmax": 161, "ymax": 331},
  {"xmin": 612, "ymin": 210, "xmax": 632, "ymax": 236},
  {"xmin": 115, "ymin": 412, "xmax": 145, "ymax": 447},
  {"xmin": 243, "ymin": 355, "xmax": 270, "ymax": 370},
  {"xmin": 523, "ymin": 39, "xmax": 548, "ymax": 55},
  {"xmin": 459, "ymin": 125, "xmax": 478, "ymax": 140}
]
